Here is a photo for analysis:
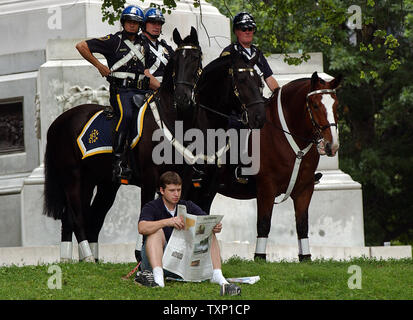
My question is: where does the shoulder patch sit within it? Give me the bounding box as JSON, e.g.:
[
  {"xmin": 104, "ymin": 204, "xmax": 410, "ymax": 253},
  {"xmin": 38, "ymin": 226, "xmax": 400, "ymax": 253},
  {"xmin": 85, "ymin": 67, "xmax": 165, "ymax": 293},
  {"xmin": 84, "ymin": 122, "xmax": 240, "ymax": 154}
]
[
  {"xmin": 221, "ymin": 51, "xmax": 231, "ymax": 57},
  {"xmin": 98, "ymin": 35, "xmax": 110, "ymax": 41}
]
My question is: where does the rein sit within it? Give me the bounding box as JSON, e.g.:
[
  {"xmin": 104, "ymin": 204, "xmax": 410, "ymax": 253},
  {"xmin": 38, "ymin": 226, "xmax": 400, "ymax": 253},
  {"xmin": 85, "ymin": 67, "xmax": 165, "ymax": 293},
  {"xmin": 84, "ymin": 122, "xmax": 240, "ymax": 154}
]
[{"xmin": 195, "ymin": 66, "xmax": 264, "ymax": 126}]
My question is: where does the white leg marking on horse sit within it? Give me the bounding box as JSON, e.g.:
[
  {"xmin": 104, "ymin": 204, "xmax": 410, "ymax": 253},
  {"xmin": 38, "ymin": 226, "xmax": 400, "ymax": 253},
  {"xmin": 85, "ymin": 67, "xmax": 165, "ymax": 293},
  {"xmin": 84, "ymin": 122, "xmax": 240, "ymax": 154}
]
[
  {"xmin": 321, "ymin": 95, "xmax": 339, "ymax": 150},
  {"xmin": 298, "ymin": 238, "xmax": 310, "ymax": 255},
  {"xmin": 60, "ymin": 241, "xmax": 73, "ymax": 262},
  {"xmin": 255, "ymin": 237, "xmax": 268, "ymax": 254},
  {"xmin": 78, "ymin": 240, "xmax": 93, "ymax": 260}
]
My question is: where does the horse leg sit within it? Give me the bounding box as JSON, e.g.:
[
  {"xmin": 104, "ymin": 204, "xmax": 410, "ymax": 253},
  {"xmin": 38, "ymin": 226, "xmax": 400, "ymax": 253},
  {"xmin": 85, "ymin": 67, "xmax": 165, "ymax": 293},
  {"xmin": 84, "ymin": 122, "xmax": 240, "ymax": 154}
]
[
  {"xmin": 63, "ymin": 168, "xmax": 94, "ymax": 262},
  {"xmin": 86, "ymin": 182, "xmax": 120, "ymax": 262},
  {"xmin": 255, "ymin": 182, "xmax": 277, "ymax": 261},
  {"xmin": 293, "ymin": 187, "xmax": 314, "ymax": 262},
  {"xmin": 60, "ymin": 208, "xmax": 74, "ymax": 263},
  {"xmin": 136, "ymin": 181, "xmax": 157, "ymax": 264}
]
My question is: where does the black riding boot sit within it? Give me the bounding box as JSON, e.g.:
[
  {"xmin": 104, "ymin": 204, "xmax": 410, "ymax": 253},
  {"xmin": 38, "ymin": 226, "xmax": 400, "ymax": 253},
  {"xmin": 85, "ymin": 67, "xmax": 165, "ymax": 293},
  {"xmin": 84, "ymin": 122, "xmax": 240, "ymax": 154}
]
[{"xmin": 112, "ymin": 131, "xmax": 132, "ymax": 184}]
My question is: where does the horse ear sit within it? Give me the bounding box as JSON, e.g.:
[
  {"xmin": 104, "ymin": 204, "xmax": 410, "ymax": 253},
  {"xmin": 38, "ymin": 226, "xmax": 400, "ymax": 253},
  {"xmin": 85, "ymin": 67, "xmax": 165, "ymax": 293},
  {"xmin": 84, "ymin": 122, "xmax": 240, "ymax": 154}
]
[
  {"xmin": 190, "ymin": 26, "xmax": 198, "ymax": 45},
  {"xmin": 173, "ymin": 28, "xmax": 182, "ymax": 46},
  {"xmin": 330, "ymin": 74, "xmax": 343, "ymax": 89},
  {"xmin": 311, "ymin": 71, "xmax": 319, "ymax": 90}
]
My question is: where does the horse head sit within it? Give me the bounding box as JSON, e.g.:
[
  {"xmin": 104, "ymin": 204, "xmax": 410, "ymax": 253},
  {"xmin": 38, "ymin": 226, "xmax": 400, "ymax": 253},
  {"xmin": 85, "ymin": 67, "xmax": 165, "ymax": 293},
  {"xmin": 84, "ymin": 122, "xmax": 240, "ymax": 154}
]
[
  {"xmin": 195, "ymin": 48, "xmax": 266, "ymax": 130},
  {"xmin": 228, "ymin": 50, "xmax": 266, "ymax": 129},
  {"xmin": 172, "ymin": 27, "xmax": 203, "ymax": 113},
  {"xmin": 306, "ymin": 71, "xmax": 342, "ymax": 157}
]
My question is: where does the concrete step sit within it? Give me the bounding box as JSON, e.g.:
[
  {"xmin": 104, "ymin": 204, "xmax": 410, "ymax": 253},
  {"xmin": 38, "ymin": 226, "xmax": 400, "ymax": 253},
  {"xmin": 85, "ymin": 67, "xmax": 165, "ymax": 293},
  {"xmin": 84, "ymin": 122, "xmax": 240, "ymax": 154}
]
[{"xmin": 0, "ymin": 242, "xmax": 411, "ymax": 267}]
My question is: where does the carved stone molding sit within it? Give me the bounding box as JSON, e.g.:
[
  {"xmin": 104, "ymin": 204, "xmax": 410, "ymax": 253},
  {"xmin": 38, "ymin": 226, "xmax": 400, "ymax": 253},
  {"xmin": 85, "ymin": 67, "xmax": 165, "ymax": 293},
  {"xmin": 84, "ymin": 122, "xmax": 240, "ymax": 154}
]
[{"xmin": 56, "ymin": 85, "xmax": 110, "ymax": 112}]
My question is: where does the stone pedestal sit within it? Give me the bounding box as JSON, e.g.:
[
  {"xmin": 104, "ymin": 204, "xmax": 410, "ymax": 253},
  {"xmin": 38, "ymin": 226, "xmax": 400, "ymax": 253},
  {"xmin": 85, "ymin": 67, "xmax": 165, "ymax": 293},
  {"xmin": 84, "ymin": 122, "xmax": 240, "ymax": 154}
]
[
  {"xmin": 17, "ymin": 0, "xmax": 230, "ymax": 247},
  {"xmin": 2, "ymin": 1, "xmax": 364, "ymax": 254}
]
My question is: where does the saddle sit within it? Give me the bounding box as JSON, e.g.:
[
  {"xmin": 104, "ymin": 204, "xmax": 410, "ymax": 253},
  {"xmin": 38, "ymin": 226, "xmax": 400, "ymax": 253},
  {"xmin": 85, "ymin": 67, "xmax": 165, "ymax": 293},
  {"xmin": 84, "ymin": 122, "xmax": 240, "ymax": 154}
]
[{"xmin": 77, "ymin": 94, "xmax": 151, "ymax": 160}]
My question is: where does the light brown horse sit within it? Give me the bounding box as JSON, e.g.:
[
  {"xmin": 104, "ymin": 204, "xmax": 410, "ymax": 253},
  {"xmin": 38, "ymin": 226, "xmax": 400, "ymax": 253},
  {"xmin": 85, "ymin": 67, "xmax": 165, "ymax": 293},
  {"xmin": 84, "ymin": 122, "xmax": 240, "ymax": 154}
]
[{"xmin": 187, "ymin": 71, "xmax": 342, "ymax": 261}]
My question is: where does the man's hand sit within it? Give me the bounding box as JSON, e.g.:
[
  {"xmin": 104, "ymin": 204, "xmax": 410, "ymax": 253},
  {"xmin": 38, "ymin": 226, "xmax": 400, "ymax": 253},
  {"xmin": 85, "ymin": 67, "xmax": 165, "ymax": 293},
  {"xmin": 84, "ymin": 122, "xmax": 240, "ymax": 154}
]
[
  {"xmin": 168, "ymin": 216, "xmax": 185, "ymax": 230},
  {"xmin": 97, "ymin": 64, "xmax": 111, "ymax": 77},
  {"xmin": 76, "ymin": 41, "xmax": 111, "ymax": 78},
  {"xmin": 144, "ymin": 69, "xmax": 161, "ymax": 90},
  {"xmin": 212, "ymin": 222, "xmax": 222, "ymax": 234}
]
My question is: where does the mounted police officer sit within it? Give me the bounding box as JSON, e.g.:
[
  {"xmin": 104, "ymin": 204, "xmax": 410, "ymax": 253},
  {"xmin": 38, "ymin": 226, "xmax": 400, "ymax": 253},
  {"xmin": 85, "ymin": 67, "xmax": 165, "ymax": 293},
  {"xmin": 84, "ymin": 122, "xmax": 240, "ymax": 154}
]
[
  {"xmin": 221, "ymin": 12, "xmax": 322, "ymax": 185},
  {"xmin": 140, "ymin": 7, "xmax": 174, "ymax": 89},
  {"xmin": 76, "ymin": 5, "xmax": 151, "ymax": 184},
  {"xmin": 221, "ymin": 12, "xmax": 280, "ymax": 184},
  {"xmin": 221, "ymin": 12, "xmax": 279, "ymax": 92}
]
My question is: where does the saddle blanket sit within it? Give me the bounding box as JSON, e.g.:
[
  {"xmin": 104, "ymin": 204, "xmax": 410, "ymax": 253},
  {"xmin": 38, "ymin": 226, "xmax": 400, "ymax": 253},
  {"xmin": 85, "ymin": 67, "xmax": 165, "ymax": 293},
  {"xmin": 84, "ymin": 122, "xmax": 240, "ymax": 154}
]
[{"xmin": 76, "ymin": 95, "xmax": 152, "ymax": 159}]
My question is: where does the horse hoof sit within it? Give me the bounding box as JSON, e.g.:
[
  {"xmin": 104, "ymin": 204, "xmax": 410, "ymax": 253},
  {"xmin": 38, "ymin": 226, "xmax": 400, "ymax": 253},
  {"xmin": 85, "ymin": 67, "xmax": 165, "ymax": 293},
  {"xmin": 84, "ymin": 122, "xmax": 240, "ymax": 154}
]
[
  {"xmin": 298, "ymin": 254, "xmax": 312, "ymax": 262},
  {"xmin": 254, "ymin": 253, "xmax": 267, "ymax": 261},
  {"xmin": 82, "ymin": 255, "xmax": 96, "ymax": 263}
]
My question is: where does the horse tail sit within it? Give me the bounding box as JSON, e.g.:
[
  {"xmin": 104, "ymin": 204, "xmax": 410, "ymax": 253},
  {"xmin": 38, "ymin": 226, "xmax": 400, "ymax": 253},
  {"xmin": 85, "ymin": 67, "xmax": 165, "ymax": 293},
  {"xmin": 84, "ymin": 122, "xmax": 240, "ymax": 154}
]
[{"xmin": 43, "ymin": 141, "xmax": 66, "ymax": 220}]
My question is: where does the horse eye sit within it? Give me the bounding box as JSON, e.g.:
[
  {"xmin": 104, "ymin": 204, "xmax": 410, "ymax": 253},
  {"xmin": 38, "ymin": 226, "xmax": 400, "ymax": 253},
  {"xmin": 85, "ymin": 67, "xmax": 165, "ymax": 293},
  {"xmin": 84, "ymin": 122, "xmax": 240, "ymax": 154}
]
[{"xmin": 313, "ymin": 103, "xmax": 319, "ymax": 110}]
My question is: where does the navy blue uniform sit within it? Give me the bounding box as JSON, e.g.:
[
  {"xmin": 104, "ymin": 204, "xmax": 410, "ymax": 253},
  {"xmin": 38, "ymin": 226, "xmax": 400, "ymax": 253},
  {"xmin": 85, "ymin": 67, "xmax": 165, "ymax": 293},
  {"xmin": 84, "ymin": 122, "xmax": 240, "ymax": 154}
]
[
  {"xmin": 221, "ymin": 42, "xmax": 273, "ymax": 80},
  {"xmin": 86, "ymin": 31, "xmax": 148, "ymax": 156},
  {"xmin": 139, "ymin": 197, "xmax": 206, "ymax": 243},
  {"xmin": 140, "ymin": 33, "xmax": 174, "ymax": 83}
]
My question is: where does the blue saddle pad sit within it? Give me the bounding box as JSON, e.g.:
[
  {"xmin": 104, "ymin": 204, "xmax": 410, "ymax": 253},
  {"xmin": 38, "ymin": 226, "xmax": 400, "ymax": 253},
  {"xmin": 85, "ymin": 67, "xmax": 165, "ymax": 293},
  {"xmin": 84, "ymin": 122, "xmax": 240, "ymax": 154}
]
[{"xmin": 76, "ymin": 98, "xmax": 151, "ymax": 159}]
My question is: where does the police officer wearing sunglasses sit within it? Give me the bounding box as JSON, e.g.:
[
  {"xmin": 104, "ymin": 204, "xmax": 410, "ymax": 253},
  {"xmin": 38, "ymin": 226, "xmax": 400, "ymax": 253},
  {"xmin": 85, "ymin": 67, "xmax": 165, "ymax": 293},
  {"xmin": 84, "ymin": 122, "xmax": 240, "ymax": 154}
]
[
  {"xmin": 221, "ymin": 12, "xmax": 280, "ymax": 184},
  {"xmin": 221, "ymin": 11, "xmax": 279, "ymax": 92}
]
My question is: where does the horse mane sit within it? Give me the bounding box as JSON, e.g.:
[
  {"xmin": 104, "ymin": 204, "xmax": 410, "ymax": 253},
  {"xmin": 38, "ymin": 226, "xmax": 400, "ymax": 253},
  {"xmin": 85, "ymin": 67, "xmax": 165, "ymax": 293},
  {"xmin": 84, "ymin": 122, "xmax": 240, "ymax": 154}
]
[
  {"xmin": 195, "ymin": 54, "xmax": 231, "ymax": 93},
  {"xmin": 288, "ymin": 76, "xmax": 326, "ymax": 86}
]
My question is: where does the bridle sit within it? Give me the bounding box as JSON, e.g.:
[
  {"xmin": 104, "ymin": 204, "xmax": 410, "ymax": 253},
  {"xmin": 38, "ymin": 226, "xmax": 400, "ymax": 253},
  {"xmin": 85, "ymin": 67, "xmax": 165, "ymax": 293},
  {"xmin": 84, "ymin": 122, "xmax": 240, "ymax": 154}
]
[
  {"xmin": 197, "ymin": 65, "xmax": 264, "ymax": 126},
  {"xmin": 229, "ymin": 67, "xmax": 264, "ymax": 125},
  {"xmin": 172, "ymin": 45, "xmax": 203, "ymax": 97},
  {"xmin": 267, "ymin": 87, "xmax": 338, "ymax": 146},
  {"xmin": 306, "ymin": 88, "xmax": 338, "ymax": 134}
]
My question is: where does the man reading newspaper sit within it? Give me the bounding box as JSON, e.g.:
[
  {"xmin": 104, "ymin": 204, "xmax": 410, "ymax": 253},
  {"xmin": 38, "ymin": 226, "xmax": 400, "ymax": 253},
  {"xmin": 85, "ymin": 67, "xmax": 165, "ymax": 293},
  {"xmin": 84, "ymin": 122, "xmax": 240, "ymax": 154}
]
[{"xmin": 136, "ymin": 171, "xmax": 240, "ymax": 295}]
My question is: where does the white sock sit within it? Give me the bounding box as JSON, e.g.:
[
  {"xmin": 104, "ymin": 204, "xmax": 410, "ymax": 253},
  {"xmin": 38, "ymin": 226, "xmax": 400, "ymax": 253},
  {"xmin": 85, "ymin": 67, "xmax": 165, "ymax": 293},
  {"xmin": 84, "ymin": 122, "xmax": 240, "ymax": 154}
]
[
  {"xmin": 153, "ymin": 266, "xmax": 165, "ymax": 287},
  {"xmin": 210, "ymin": 269, "xmax": 229, "ymax": 286}
]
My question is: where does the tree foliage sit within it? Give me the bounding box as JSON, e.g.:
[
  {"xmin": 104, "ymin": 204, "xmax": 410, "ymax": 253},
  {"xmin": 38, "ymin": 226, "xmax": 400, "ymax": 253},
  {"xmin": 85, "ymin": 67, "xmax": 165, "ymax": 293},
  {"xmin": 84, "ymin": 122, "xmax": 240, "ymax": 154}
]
[{"xmin": 101, "ymin": 0, "xmax": 413, "ymax": 245}]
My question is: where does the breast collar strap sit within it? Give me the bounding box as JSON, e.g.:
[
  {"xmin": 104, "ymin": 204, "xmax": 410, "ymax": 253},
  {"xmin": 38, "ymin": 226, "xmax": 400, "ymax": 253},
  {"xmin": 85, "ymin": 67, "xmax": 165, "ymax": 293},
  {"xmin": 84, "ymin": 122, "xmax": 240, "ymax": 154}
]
[
  {"xmin": 149, "ymin": 97, "xmax": 230, "ymax": 166},
  {"xmin": 274, "ymin": 86, "xmax": 313, "ymax": 204}
]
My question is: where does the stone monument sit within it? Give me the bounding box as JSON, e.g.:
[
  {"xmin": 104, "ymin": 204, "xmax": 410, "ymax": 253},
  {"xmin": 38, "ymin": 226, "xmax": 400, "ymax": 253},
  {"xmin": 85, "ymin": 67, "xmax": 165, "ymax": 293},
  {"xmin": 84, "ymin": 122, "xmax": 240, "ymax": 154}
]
[{"xmin": 1, "ymin": 1, "xmax": 366, "ymax": 261}]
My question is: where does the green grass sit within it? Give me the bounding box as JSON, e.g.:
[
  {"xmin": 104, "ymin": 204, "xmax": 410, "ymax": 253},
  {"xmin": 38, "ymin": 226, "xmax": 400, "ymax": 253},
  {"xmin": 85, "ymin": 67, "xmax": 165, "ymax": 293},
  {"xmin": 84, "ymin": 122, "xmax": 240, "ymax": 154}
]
[{"xmin": 0, "ymin": 257, "xmax": 412, "ymax": 300}]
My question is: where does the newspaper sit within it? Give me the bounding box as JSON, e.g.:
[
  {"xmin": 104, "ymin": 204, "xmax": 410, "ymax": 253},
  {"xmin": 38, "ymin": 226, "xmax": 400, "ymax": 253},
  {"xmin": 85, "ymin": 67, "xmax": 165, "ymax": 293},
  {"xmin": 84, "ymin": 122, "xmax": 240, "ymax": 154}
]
[
  {"xmin": 162, "ymin": 204, "xmax": 223, "ymax": 281},
  {"xmin": 227, "ymin": 276, "xmax": 260, "ymax": 284}
]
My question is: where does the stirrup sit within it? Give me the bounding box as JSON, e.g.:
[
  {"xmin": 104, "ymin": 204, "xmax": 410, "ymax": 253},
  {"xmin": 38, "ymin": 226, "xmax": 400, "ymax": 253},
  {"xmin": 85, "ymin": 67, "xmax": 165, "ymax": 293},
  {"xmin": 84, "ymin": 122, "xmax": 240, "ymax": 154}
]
[
  {"xmin": 192, "ymin": 166, "xmax": 204, "ymax": 188},
  {"xmin": 235, "ymin": 166, "xmax": 248, "ymax": 184},
  {"xmin": 112, "ymin": 164, "xmax": 132, "ymax": 185}
]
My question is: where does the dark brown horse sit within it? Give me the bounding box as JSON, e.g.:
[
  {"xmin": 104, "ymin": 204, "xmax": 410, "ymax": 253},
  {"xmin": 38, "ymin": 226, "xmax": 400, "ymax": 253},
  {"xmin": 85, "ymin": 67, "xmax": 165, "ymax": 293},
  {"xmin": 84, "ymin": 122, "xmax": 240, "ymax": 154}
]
[
  {"xmin": 186, "ymin": 71, "xmax": 341, "ymax": 261},
  {"xmin": 43, "ymin": 28, "xmax": 203, "ymax": 262},
  {"xmin": 43, "ymin": 27, "xmax": 267, "ymax": 263}
]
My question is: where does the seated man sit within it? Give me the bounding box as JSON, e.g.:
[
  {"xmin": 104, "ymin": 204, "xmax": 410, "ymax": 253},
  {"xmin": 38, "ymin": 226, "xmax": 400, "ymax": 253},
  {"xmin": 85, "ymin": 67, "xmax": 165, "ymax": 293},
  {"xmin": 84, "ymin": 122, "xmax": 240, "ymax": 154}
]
[{"xmin": 136, "ymin": 171, "xmax": 240, "ymax": 295}]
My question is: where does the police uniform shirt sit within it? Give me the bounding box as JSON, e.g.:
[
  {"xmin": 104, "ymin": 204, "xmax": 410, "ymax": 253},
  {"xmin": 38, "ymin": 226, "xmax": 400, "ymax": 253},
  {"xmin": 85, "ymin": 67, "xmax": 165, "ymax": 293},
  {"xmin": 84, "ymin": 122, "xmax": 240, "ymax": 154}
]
[
  {"xmin": 140, "ymin": 33, "xmax": 174, "ymax": 79},
  {"xmin": 86, "ymin": 31, "xmax": 145, "ymax": 77},
  {"xmin": 221, "ymin": 42, "xmax": 273, "ymax": 80}
]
